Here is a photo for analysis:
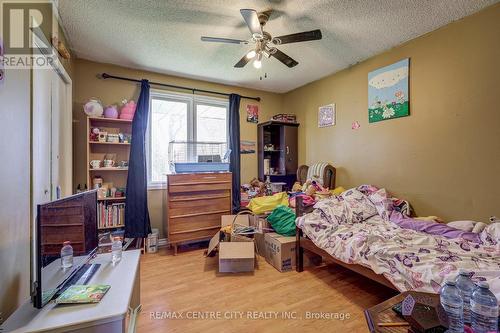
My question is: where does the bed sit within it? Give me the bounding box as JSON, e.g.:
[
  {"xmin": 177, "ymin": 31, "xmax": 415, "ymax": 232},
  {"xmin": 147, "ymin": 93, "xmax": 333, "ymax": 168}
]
[{"xmin": 295, "ymin": 187, "xmax": 500, "ymax": 297}]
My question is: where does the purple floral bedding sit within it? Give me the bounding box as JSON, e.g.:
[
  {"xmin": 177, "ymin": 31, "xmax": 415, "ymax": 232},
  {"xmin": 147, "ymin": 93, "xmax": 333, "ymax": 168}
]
[{"xmin": 296, "ymin": 187, "xmax": 500, "ymax": 297}]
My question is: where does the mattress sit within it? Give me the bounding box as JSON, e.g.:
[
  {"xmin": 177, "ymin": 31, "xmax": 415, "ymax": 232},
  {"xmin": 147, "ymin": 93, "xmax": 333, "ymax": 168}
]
[{"xmin": 296, "ymin": 189, "xmax": 500, "ymax": 298}]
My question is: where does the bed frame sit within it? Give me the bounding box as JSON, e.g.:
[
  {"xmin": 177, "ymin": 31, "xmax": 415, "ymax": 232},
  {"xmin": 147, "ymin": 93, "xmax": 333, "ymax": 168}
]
[{"xmin": 295, "ymin": 196, "xmax": 398, "ymax": 290}]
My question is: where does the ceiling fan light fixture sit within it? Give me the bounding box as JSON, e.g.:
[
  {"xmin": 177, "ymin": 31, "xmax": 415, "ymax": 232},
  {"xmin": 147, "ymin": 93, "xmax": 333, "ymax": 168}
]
[
  {"xmin": 253, "ymin": 52, "xmax": 263, "ymax": 68},
  {"xmin": 246, "ymin": 50, "xmax": 256, "ymax": 59}
]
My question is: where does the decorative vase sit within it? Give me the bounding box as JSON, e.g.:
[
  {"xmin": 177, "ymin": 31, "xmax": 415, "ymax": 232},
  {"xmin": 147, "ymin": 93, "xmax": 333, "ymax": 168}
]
[{"xmin": 83, "ymin": 98, "xmax": 104, "ymax": 117}]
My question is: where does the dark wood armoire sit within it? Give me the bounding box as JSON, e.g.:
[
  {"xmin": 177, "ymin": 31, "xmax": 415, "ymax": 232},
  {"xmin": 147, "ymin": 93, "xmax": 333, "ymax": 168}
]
[{"xmin": 257, "ymin": 121, "xmax": 299, "ymax": 189}]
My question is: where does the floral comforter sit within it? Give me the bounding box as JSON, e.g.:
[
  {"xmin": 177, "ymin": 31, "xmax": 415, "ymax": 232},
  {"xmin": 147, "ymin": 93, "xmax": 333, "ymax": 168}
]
[{"xmin": 296, "ymin": 187, "xmax": 500, "ymax": 297}]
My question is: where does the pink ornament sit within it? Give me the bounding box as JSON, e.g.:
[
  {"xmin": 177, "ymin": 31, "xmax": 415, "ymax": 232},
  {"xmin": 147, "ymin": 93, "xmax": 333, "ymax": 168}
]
[{"xmin": 120, "ymin": 100, "xmax": 136, "ymax": 120}]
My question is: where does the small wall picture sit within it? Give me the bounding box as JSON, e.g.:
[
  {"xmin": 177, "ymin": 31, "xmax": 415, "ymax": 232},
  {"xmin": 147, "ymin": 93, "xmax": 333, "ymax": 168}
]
[
  {"xmin": 318, "ymin": 104, "xmax": 336, "ymax": 127},
  {"xmin": 368, "ymin": 58, "xmax": 409, "ymax": 123},
  {"xmin": 246, "ymin": 104, "xmax": 259, "ymax": 123},
  {"xmin": 240, "ymin": 140, "xmax": 256, "ymax": 154}
]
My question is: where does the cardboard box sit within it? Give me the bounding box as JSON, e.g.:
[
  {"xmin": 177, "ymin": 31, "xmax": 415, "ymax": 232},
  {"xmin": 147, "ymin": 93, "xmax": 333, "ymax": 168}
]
[
  {"xmin": 219, "ymin": 242, "xmax": 255, "ymax": 273},
  {"xmin": 221, "ymin": 215, "xmax": 253, "ymax": 228},
  {"xmin": 264, "ymin": 233, "xmax": 296, "ymax": 272},
  {"xmin": 264, "ymin": 233, "xmax": 322, "ymax": 272},
  {"xmin": 254, "ymin": 232, "xmax": 266, "ymax": 257}
]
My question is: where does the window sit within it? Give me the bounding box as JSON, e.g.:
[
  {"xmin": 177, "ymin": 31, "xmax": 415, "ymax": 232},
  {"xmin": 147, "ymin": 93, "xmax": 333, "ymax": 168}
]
[{"xmin": 147, "ymin": 91, "xmax": 228, "ymax": 187}]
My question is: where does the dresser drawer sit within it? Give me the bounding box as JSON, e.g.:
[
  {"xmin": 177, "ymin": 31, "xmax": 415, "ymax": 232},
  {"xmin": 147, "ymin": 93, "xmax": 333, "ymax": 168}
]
[
  {"xmin": 168, "ymin": 182, "xmax": 231, "ymax": 194},
  {"xmin": 169, "ymin": 196, "xmax": 230, "ymax": 217},
  {"xmin": 169, "ymin": 212, "xmax": 224, "ymax": 233},
  {"xmin": 168, "ymin": 172, "xmax": 231, "ymax": 185}
]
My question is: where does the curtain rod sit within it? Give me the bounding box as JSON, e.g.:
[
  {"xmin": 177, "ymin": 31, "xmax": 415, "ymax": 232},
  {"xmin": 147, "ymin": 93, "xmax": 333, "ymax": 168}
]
[{"xmin": 99, "ymin": 73, "xmax": 261, "ymax": 102}]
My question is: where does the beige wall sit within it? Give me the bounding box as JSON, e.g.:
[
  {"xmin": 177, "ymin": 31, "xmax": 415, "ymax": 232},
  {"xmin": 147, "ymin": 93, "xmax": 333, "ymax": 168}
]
[
  {"xmin": 283, "ymin": 4, "xmax": 500, "ymax": 222},
  {"xmin": 73, "ymin": 59, "xmax": 284, "ymax": 237}
]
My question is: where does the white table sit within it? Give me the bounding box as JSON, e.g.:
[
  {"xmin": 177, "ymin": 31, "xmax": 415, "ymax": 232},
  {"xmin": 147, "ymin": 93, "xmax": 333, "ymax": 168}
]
[{"xmin": 2, "ymin": 250, "xmax": 141, "ymax": 333}]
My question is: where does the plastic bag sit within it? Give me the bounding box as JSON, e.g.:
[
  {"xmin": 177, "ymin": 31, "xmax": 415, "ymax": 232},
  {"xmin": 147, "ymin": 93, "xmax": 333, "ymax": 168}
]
[
  {"xmin": 267, "ymin": 205, "xmax": 296, "ymax": 236},
  {"xmin": 247, "ymin": 192, "xmax": 289, "ymax": 215}
]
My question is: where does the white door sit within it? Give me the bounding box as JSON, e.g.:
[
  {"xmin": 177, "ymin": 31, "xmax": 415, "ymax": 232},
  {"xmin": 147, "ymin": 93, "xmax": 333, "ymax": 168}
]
[
  {"xmin": 53, "ymin": 69, "xmax": 72, "ymax": 198},
  {"xmin": 32, "ymin": 66, "xmax": 52, "ymax": 206}
]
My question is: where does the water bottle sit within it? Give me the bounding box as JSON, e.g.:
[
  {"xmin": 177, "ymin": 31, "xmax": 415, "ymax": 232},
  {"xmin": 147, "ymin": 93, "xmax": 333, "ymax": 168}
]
[
  {"xmin": 455, "ymin": 269, "xmax": 475, "ymax": 324},
  {"xmin": 60, "ymin": 241, "xmax": 73, "ymax": 268},
  {"xmin": 440, "ymin": 280, "xmax": 464, "ymax": 333},
  {"xmin": 265, "ymin": 176, "xmax": 272, "ymax": 196},
  {"xmin": 111, "ymin": 237, "xmax": 122, "ymax": 264},
  {"xmin": 471, "ymin": 282, "xmax": 498, "ymax": 333}
]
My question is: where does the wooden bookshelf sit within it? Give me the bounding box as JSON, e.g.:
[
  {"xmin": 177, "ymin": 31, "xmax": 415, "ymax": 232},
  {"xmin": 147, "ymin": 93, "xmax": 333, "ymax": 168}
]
[
  {"xmin": 89, "ymin": 141, "xmax": 131, "ymax": 146},
  {"xmin": 98, "ymin": 197, "xmax": 126, "ymax": 202},
  {"xmin": 88, "ymin": 117, "xmax": 132, "ymax": 124},
  {"xmin": 87, "ymin": 116, "xmax": 132, "ymax": 231},
  {"xmin": 89, "ymin": 167, "xmax": 129, "ymax": 171}
]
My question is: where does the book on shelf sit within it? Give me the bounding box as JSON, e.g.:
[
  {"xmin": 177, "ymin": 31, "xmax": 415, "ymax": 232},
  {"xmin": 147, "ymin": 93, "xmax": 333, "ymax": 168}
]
[{"xmin": 97, "ymin": 202, "xmax": 125, "ymax": 229}]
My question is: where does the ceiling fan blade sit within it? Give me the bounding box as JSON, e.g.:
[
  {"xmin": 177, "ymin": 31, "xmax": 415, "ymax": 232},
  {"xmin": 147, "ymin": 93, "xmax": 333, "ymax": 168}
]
[
  {"xmin": 272, "ymin": 29, "xmax": 322, "ymax": 45},
  {"xmin": 234, "ymin": 54, "xmax": 251, "ymax": 68},
  {"xmin": 201, "ymin": 36, "xmax": 248, "ymax": 44},
  {"xmin": 240, "ymin": 9, "xmax": 262, "ymax": 36},
  {"xmin": 271, "ymin": 48, "xmax": 298, "ymax": 68}
]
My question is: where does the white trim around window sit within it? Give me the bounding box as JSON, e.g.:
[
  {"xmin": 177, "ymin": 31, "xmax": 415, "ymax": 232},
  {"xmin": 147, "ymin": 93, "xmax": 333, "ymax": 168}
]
[{"xmin": 146, "ymin": 90, "xmax": 229, "ymax": 189}]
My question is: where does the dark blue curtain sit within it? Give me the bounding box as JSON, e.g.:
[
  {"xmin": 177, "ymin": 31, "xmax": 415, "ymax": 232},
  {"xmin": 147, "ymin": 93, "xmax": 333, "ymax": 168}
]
[
  {"xmin": 125, "ymin": 80, "xmax": 152, "ymax": 238},
  {"xmin": 228, "ymin": 94, "xmax": 241, "ymax": 213}
]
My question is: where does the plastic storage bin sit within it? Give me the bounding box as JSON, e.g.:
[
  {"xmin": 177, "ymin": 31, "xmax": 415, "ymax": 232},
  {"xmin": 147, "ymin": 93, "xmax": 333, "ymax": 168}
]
[{"xmin": 169, "ymin": 141, "xmax": 230, "ymax": 173}]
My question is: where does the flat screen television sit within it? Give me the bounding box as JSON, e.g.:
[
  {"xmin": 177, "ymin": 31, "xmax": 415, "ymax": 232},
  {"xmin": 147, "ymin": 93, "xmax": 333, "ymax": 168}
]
[{"xmin": 33, "ymin": 190, "xmax": 98, "ymax": 308}]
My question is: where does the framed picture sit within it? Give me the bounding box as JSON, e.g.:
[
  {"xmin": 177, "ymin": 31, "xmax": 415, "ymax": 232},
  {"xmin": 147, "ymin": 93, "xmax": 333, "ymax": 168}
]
[
  {"xmin": 368, "ymin": 58, "xmax": 409, "ymax": 123},
  {"xmin": 246, "ymin": 104, "xmax": 259, "ymax": 123},
  {"xmin": 240, "ymin": 140, "xmax": 256, "ymax": 154},
  {"xmin": 318, "ymin": 104, "xmax": 335, "ymax": 127}
]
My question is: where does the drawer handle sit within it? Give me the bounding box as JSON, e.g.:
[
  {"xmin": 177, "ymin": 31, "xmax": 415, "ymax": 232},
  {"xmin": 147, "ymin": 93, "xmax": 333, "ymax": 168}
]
[{"xmin": 202, "ymin": 176, "xmax": 217, "ymax": 179}]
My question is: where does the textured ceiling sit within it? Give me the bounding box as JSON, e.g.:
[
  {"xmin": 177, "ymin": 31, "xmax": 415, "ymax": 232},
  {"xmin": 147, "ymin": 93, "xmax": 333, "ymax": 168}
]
[{"xmin": 57, "ymin": 0, "xmax": 498, "ymax": 93}]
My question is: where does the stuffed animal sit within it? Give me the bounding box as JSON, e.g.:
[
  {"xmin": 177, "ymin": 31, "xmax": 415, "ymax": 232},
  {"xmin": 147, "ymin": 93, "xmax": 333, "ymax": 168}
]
[
  {"xmin": 249, "ymin": 178, "xmax": 266, "ymax": 196},
  {"xmin": 89, "ymin": 127, "xmax": 100, "ymax": 141},
  {"xmin": 291, "ymin": 182, "xmax": 302, "ymax": 192},
  {"xmin": 120, "ymin": 100, "xmax": 136, "ymax": 120},
  {"xmin": 83, "ymin": 98, "xmax": 104, "ymax": 117},
  {"xmin": 104, "ymin": 105, "xmax": 119, "ymax": 119}
]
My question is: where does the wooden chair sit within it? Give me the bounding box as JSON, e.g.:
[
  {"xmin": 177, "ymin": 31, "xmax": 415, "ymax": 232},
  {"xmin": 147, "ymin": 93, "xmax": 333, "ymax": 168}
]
[{"xmin": 296, "ymin": 163, "xmax": 336, "ymax": 190}]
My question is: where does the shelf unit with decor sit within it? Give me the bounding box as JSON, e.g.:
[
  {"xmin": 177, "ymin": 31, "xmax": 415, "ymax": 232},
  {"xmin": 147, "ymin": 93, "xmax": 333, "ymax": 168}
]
[
  {"xmin": 257, "ymin": 120, "xmax": 299, "ymax": 190},
  {"xmin": 87, "ymin": 116, "xmax": 132, "ymax": 232}
]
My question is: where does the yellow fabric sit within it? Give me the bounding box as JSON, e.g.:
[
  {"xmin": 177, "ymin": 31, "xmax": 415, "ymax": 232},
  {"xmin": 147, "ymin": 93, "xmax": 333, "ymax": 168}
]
[
  {"xmin": 330, "ymin": 186, "xmax": 346, "ymax": 196},
  {"xmin": 247, "ymin": 192, "xmax": 289, "ymax": 215}
]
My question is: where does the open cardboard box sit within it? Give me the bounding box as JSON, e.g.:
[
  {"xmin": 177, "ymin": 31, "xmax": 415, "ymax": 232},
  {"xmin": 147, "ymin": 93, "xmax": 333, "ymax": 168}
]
[{"xmin": 207, "ymin": 214, "xmax": 273, "ymax": 273}]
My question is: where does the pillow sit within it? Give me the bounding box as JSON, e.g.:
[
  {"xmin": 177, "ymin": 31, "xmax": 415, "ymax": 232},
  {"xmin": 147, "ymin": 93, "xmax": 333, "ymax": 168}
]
[
  {"xmin": 341, "ymin": 188, "xmax": 378, "ymax": 223},
  {"xmin": 446, "ymin": 220, "xmax": 476, "ymax": 232}
]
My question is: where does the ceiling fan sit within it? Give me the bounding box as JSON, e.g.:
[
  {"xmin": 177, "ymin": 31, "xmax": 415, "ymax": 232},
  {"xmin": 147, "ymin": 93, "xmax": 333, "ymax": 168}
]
[{"xmin": 201, "ymin": 9, "xmax": 322, "ymax": 69}]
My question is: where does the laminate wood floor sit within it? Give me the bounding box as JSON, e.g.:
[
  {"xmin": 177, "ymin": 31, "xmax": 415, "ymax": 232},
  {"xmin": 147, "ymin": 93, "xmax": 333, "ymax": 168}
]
[{"xmin": 136, "ymin": 245, "xmax": 397, "ymax": 333}]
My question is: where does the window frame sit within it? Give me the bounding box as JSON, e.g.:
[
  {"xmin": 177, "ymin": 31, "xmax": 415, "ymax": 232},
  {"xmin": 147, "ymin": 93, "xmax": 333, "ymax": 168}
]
[{"xmin": 146, "ymin": 89, "xmax": 229, "ymax": 189}]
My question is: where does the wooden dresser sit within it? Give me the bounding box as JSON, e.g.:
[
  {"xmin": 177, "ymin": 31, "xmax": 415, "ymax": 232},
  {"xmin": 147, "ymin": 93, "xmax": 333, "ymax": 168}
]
[{"xmin": 167, "ymin": 172, "xmax": 232, "ymax": 254}]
